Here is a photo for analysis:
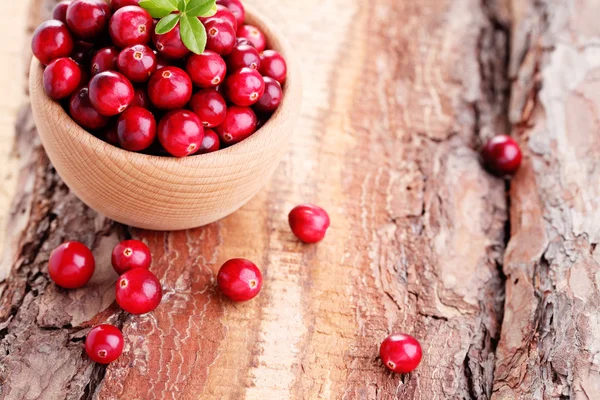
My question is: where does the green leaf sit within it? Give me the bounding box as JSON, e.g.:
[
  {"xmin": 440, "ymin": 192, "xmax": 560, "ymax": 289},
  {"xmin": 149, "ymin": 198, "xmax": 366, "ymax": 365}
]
[
  {"xmin": 199, "ymin": 4, "xmax": 217, "ymax": 17},
  {"xmin": 178, "ymin": 0, "xmax": 186, "ymax": 9},
  {"xmin": 152, "ymin": 0, "xmax": 179, "ymax": 10},
  {"xmin": 180, "ymin": 15, "xmax": 207, "ymax": 54},
  {"xmin": 156, "ymin": 14, "xmax": 180, "ymax": 34},
  {"xmin": 185, "ymin": 0, "xmax": 216, "ymax": 17},
  {"xmin": 139, "ymin": 0, "xmax": 175, "ymax": 18}
]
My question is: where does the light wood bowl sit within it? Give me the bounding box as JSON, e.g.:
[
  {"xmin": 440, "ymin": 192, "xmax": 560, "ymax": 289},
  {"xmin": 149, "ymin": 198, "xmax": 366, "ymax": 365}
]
[{"xmin": 30, "ymin": 5, "xmax": 301, "ymax": 231}]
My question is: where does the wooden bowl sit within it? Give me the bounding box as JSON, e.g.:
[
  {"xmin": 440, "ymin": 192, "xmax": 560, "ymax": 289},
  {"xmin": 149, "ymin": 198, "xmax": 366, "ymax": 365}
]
[{"xmin": 29, "ymin": 5, "xmax": 301, "ymax": 231}]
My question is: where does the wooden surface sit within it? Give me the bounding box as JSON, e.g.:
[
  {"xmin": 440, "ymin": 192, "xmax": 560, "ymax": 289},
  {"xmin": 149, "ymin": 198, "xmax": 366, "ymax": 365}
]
[{"xmin": 0, "ymin": 0, "xmax": 599, "ymax": 399}]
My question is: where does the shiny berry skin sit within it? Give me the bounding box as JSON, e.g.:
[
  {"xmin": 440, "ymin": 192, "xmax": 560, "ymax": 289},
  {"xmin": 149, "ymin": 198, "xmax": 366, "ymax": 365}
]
[
  {"xmin": 260, "ymin": 50, "xmax": 287, "ymax": 84},
  {"xmin": 379, "ymin": 333, "xmax": 422, "ymax": 374},
  {"xmin": 91, "ymin": 46, "xmax": 119, "ymax": 75},
  {"xmin": 199, "ymin": 129, "xmax": 220, "ymax": 154},
  {"xmin": 66, "ymin": 0, "xmax": 111, "ymax": 41},
  {"xmin": 115, "ymin": 268, "xmax": 162, "ymax": 314},
  {"xmin": 226, "ymin": 43, "xmax": 261, "ymax": 71},
  {"xmin": 158, "ymin": 110, "xmax": 204, "ymax": 157},
  {"xmin": 214, "ymin": 106, "xmax": 257, "ymax": 145},
  {"xmin": 43, "ymin": 58, "xmax": 82, "ymax": 100},
  {"xmin": 109, "ymin": 6, "xmax": 152, "ymax": 48},
  {"xmin": 217, "ymin": 259, "xmax": 262, "ymax": 302},
  {"xmin": 237, "ymin": 25, "xmax": 266, "ymax": 53},
  {"xmin": 116, "ymin": 107, "xmax": 156, "ymax": 151},
  {"xmin": 148, "ymin": 67, "xmax": 192, "ymax": 110},
  {"xmin": 236, "ymin": 37, "xmax": 250, "ymax": 46},
  {"xmin": 482, "ymin": 135, "xmax": 522, "ymax": 176},
  {"xmin": 190, "ymin": 89, "xmax": 227, "ymax": 128},
  {"xmin": 70, "ymin": 87, "xmax": 110, "ymax": 130},
  {"xmin": 254, "ymin": 77, "xmax": 282, "ymax": 114},
  {"xmin": 111, "ymin": 239, "xmax": 152, "ymax": 274},
  {"xmin": 216, "ymin": 0, "xmax": 245, "ymax": 27},
  {"xmin": 48, "ymin": 241, "xmax": 95, "ymax": 289},
  {"xmin": 52, "ymin": 1, "xmax": 71, "ymax": 24},
  {"xmin": 117, "ymin": 44, "xmax": 156, "ymax": 83},
  {"xmin": 200, "ymin": 5, "xmax": 237, "ymax": 31},
  {"xmin": 31, "ymin": 20, "xmax": 74, "ymax": 65},
  {"xmin": 89, "ymin": 71, "xmax": 135, "ymax": 116},
  {"xmin": 112, "ymin": 0, "xmax": 139, "ymax": 10},
  {"xmin": 288, "ymin": 204, "xmax": 331, "ymax": 243},
  {"xmin": 85, "ymin": 325, "xmax": 124, "ymax": 364},
  {"xmin": 225, "ymin": 68, "xmax": 265, "ymax": 107},
  {"xmin": 204, "ymin": 18, "xmax": 236, "ymax": 55},
  {"xmin": 153, "ymin": 23, "xmax": 189, "ymax": 59},
  {"xmin": 185, "ymin": 50, "xmax": 227, "ymax": 88},
  {"xmin": 131, "ymin": 86, "xmax": 151, "ymax": 108}
]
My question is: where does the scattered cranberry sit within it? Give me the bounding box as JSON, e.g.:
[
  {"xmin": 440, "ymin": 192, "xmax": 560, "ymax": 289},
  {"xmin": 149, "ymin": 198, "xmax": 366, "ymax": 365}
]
[
  {"xmin": 116, "ymin": 107, "xmax": 156, "ymax": 151},
  {"xmin": 482, "ymin": 135, "xmax": 522, "ymax": 176},
  {"xmin": 217, "ymin": 258, "xmax": 262, "ymax": 302},
  {"xmin": 52, "ymin": 1, "xmax": 72, "ymax": 24},
  {"xmin": 111, "ymin": 239, "xmax": 152, "ymax": 274},
  {"xmin": 254, "ymin": 77, "xmax": 282, "ymax": 114},
  {"xmin": 153, "ymin": 23, "xmax": 189, "ymax": 59},
  {"xmin": 43, "ymin": 58, "xmax": 82, "ymax": 100},
  {"xmin": 225, "ymin": 68, "xmax": 265, "ymax": 107},
  {"xmin": 158, "ymin": 110, "xmax": 204, "ymax": 157},
  {"xmin": 31, "ymin": 20, "xmax": 74, "ymax": 65},
  {"xmin": 226, "ymin": 43, "xmax": 261, "ymax": 71},
  {"xmin": 117, "ymin": 44, "xmax": 156, "ymax": 82},
  {"xmin": 260, "ymin": 50, "xmax": 287, "ymax": 84},
  {"xmin": 48, "ymin": 241, "xmax": 95, "ymax": 289},
  {"xmin": 214, "ymin": 106, "xmax": 257, "ymax": 145},
  {"xmin": 216, "ymin": 0, "xmax": 245, "ymax": 28},
  {"xmin": 237, "ymin": 25, "xmax": 266, "ymax": 53},
  {"xmin": 70, "ymin": 87, "xmax": 110, "ymax": 130},
  {"xmin": 379, "ymin": 333, "xmax": 422, "ymax": 374},
  {"xmin": 131, "ymin": 86, "xmax": 151, "ymax": 108},
  {"xmin": 66, "ymin": 0, "xmax": 111, "ymax": 41},
  {"xmin": 201, "ymin": 5, "xmax": 237, "ymax": 31},
  {"xmin": 111, "ymin": 0, "xmax": 139, "ymax": 10},
  {"xmin": 190, "ymin": 89, "xmax": 227, "ymax": 128},
  {"xmin": 185, "ymin": 50, "xmax": 227, "ymax": 88},
  {"xmin": 91, "ymin": 46, "xmax": 119, "ymax": 75},
  {"xmin": 198, "ymin": 129, "xmax": 220, "ymax": 154},
  {"xmin": 288, "ymin": 204, "xmax": 330, "ymax": 243},
  {"xmin": 204, "ymin": 18, "xmax": 236, "ymax": 55},
  {"xmin": 89, "ymin": 71, "xmax": 134, "ymax": 116},
  {"xmin": 148, "ymin": 67, "xmax": 192, "ymax": 110},
  {"xmin": 115, "ymin": 268, "xmax": 162, "ymax": 314},
  {"xmin": 85, "ymin": 324, "xmax": 124, "ymax": 364},
  {"xmin": 109, "ymin": 5, "xmax": 152, "ymax": 48}
]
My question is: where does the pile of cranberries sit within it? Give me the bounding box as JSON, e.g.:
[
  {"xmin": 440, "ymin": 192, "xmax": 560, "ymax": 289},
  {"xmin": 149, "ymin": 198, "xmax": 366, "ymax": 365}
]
[{"xmin": 32, "ymin": 0, "xmax": 287, "ymax": 157}]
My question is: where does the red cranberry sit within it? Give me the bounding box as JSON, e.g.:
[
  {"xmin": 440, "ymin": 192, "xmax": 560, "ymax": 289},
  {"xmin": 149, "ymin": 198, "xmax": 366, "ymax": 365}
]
[
  {"xmin": 52, "ymin": 1, "xmax": 72, "ymax": 24},
  {"xmin": 288, "ymin": 204, "xmax": 330, "ymax": 243},
  {"xmin": 254, "ymin": 77, "xmax": 282, "ymax": 114},
  {"xmin": 117, "ymin": 44, "xmax": 156, "ymax": 83},
  {"xmin": 85, "ymin": 324, "xmax": 124, "ymax": 364},
  {"xmin": 226, "ymin": 43, "xmax": 261, "ymax": 71},
  {"xmin": 260, "ymin": 50, "xmax": 287, "ymax": 84},
  {"xmin": 115, "ymin": 268, "xmax": 162, "ymax": 314},
  {"xmin": 216, "ymin": 0, "xmax": 245, "ymax": 28},
  {"xmin": 112, "ymin": 0, "xmax": 139, "ymax": 10},
  {"xmin": 217, "ymin": 258, "xmax": 262, "ymax": 302},
  {"xmin": 131, "ymin": 86, "xmax": 151, "ymax": 108},
  {"xmin": 214, "ymin": 106, "xmax": 257, "ymax": 145},
  {"xmin": 190, "ymin": 89, "xmax": 227, "ymax": 128},
  {"xmin": 158, "ymin": 110, "xmax": 204, "ymax": 157},
  {"xmin": 111, "ymin": 239, "xmax": 151, "ymax": 274},
  {"xmin": 116, "ymin": 107, "xmax": 156, "ymax": 151},
  {"xmin": 153, "ymin": 23, "xmax": 189, "ymax": 59},
  {"xmin": 185, "ymin": 50, "xmax": 227, "ymax": 88},
  {"xmin": 199, "ymin": 129, "xmax": 220, "ymax": 154},
  {"xmin": 104, "ymin": 124, "xmax": 120, "ymax": 145},
  {"xmin": 48, "ymin": 241, "xmax": 95, "ymax": 289},
  {"xmin": 109, "ymin": 6, "xmax": 152, "ymax": 48},
  {"xmin": 71, "ymin": 40, "xmax": 95, "ymax": 66},
  {"xmin": 91, "ymin": 46, "xmax": 119, "ymax": 75},
  {"xmin": 43, "ymin": 58, "xmax": 82, "ymax": 100},
  {"xmin": 70, "ymin": 87, "xmax": 110, "ymax": 130},
  {"xmin": 148, "ymin": 67, "xmax": 192, "ymax": 110},
  {"xmin": 237, "ymin": 25, "xmax": 266, "ymax": 53},
  {"xmin": 66, "ymin": 0, "xmax": 111, "ymax": 41},
  {"xmin": 236, "ymin": 37, "xmax": 250, "ymax": 46},
  {"xmin": 380, "ymin": 333, "xmax": 422, "ymax": 374},
  {"xmin": 31, "ymin": 20, "xmax": 74, "ymax": 65},
  {"xmin": 204, "ymin": 18, "xmax": 236, "ymax": 55},
  {"xmin": 482, "ymin": 135, "xmax": 522, "ymax": 176},
  {"xmin": 89, "ymin": 71, "xmax": 134, "ymax": 116},
  {"xmin": 200, "ymin": 5, "xmax": 237, "ymax": 31},
  {"xmin": 225, "ymin": 68, "xmax": 265, "ymax": 107}
]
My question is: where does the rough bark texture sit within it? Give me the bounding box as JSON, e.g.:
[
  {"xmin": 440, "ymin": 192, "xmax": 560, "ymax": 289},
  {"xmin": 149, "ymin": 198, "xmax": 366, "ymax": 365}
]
[{"xmin": 0, "ymin": 0, "xmax": 596, "ymax": 399}]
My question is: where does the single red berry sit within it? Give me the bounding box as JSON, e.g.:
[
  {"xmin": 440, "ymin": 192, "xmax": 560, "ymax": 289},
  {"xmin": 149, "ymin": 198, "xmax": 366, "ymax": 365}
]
[
  {"xmin": 31, "ymin": 20, "xmax": 74, "ymax": 65},
  {"xmin": 109, "ymin": 6, "xmax": 152, "ymax": 48},
  {"xmin": 131, "ymin": 86, "xmax": 151, "ymax": 108},
  {"xmin": 52, "ymin": 1, "xmax": 72, "ymax": 24},
  {"xmin": 260, "ymin": 50, "xmax": 287, "ymax": 84},
  {"xmin": 226, "ymin": 43, "xmax": 261, "ymax": 71},
  {"xmin": 158, "ymin": 110, "xmax": 204, "ymax": 157},
  {"xmin": 217, "ymin": 258, "xmax": 262, "ymax": 302},
  {"xmin": 115, "ymin": 268, "xmax": 162, "ymax": 314},
  {"xmin": 153, "ymin": 23, "xmax": 189, "ymax": 59},
  {"xmin": 225, "ymin": 68, "xmax": 265, "ymax": 107},
  {"xmin": 148, "ymin": 67, "xmax": 192, "ymax": 110},
  {"xmin": 185, "ymin": 50, "xmax": 227, "ymax": 88},
  {"xmin": 237, "ymin": 25, "xmax": 267, "ymax": 53},
  {"xmin": 111, "ymin": 239, "xmax": 152, "ymax": 274},
  {"xmin": 66, "ymin": 0, "xmax": 111, "ymax": 41},
  {"xmin": 117, "ymin": 44, "xmax": 156, "ymax": 83},
  {"xmin": 214, "ymin": 106, "xmax": 257, "ymax": 145},
  {"xmin": 254, "ymin": 77, "xmax": 282, "ymax": 114},
  {"xmin": 216, "ymin": 0, "xmax": 245, "ymax": 28},
  {"xmin": 103, "ymin": 124, "xmax": 120, "ymax": 146},
  {"xmin": 200, "ymin": 5, "xmax": 237, "ymax": 31},
  {"xmin": 482, "ymin": 135, "xmax": 522, "ymax": 176},
  {"xmin": 89, "ymin": 71, "xmax": 134, "ymax": 116},
  {"xmin": 70, "ymin": 87, "xmax": 110, "ymax": 130},
  {"xmin": 204, "ymin": 18, "xmax": 236, "ymax": 55},
  {"xmin": 198, "ymin": 129, "xmax": 220, "ymax": 154},
  {"xmin": 111, "ymin": 0, "xmax": 139, "ymax": 10},
  {"xmin": 91, "ymin": 46, "xmax": 119, "ymax": 75},
  {"xmin": 85, "ymin": 324, "xmax": 124, "ymax": 364},
  {"xmin": 380, "ymin": 333, "xmax": 422, "ymax": 374},
  {"xmin": 48, "ymin": 241, "xmax": 95, "ymax": 289},
  {"xmin": 190, "ymin": 89, "xmax": 227, "ymax": 128},
  {"xmin": 116, "ymin": 107, "xmax": 156, "ymax": 151},
  {"xmin": 288, "ymin": 204, "xmax": 331, "ymax": 243},
  {"xmin": 43, "ymin": 58, "xmax": 82, "ymax": 100},
  {"xmin": 71, "ymin": 40, "xmax": 95, "ymax": 66}
]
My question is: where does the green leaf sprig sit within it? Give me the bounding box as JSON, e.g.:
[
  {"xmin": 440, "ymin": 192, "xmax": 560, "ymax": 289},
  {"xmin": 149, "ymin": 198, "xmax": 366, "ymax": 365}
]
[{"xmin": 139, "ymin": 0, "xmax": 218, "ymax": 54}]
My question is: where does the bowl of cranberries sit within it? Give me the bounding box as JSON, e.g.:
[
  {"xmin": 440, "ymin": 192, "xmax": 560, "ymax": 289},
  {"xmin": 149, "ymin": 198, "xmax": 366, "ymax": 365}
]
[{"xmin": 29, "ymin": 0, "xmax": 301, "ymax": 231}]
